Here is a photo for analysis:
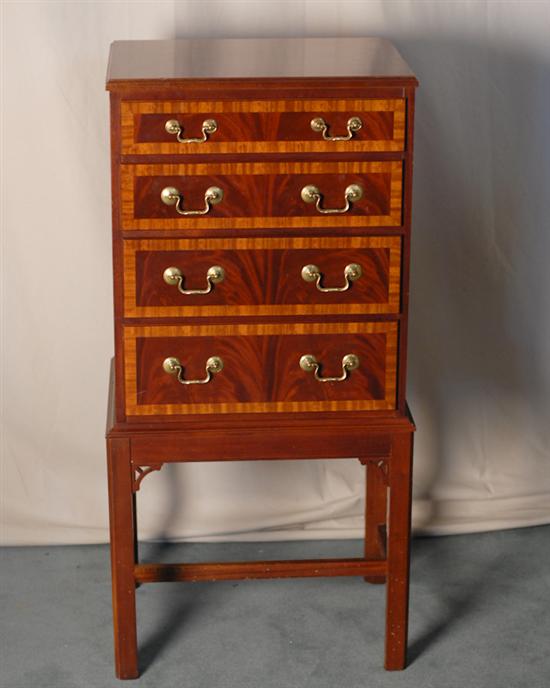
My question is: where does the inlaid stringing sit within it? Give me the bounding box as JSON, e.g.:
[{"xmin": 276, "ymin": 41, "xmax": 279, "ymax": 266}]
[
  {"xmin": 122, "ymin": 235, "xmax": 402, "ymax": 318},
  {"xmin": 121, "ymin": 98, "xmax": 405, "ymax": 154},
  {"xmin": 123, "ymin": 321, "xmax": 398, "ymax": 416}
]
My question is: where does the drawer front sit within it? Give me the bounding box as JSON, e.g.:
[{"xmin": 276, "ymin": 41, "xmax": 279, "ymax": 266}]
[
  {"xmin": 123, "ymin": 322, "xmax": 398, "ymax": 416},
  {"xmin": 124, "ymin": 237, "xmax": 401, "ymax": 318},
  {"xmin": 121, "ymin": 161, "xmax": 402, "ymax": 230},
  {"xmin": 121, "ymin": 99, "xmax": 406, "ymax": 155}
]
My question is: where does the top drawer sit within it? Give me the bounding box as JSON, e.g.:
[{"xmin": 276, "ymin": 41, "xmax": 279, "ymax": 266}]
[{"xmin": 120, "ymin": 99, "xmax": 406, "ymax": 156}]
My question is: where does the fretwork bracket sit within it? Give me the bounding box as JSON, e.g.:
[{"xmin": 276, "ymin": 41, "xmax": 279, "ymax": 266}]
[{"xmin": 132, "ymin": 463, "xmax": 164, "ymax": 492}]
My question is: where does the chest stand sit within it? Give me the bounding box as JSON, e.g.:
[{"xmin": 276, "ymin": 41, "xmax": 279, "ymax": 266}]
[{"xmin": 106, "ymin": 375, "xmax": 414, "ymax": 680}]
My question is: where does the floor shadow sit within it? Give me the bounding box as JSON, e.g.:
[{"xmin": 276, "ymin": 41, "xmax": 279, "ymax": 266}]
[
  {"xmin": 408, "ymin": 536, "xmax": 506, "ymax": 664},
  {"xmin": 138, "ymin": 587, "xmax": 197, "ymax": 673}
]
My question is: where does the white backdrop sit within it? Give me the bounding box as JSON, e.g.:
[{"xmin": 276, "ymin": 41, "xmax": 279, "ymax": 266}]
[{"xmin": 2, "ymin": 0, "xmax": 550, "ymax": 545}]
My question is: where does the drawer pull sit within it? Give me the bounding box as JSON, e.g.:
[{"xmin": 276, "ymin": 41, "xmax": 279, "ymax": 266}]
[
  {"xmin": 163, "ymin": 356, "xmax": 224, "ymax": 385},
  {"xmin": 299, "ymin": 353, "xmax": 360, "ymax": 383},
  {"xmin": 300, "ymin": 184, "xmax": 363, "ymax": 215},
  {"xmin": 310, "ymin": 116, "xmax": 362, "ymax": 141},
  {"xmin": 160, "ymin": 186, "xmax": 224, "ymax": 216},
  {"xmin": 165, "ymin": 118, "xmax": 218, "ymax": 143},
  {"xmin": 163, "ymin": 265, "xmax": 225, "ymax": 295},
  {"xmin": 301, "ymin": 263, "xmax": 362, "ymax": 292}
]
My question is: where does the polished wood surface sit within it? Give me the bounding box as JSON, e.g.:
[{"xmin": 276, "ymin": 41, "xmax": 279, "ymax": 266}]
[
  {"xmin": 135, "ymin": 558, "xmax": 387, "ymax": 583},
  {"xmin": 124, "ymin": 236, "xmax": 401, "ymax": 318},
  {"xmin": 127, "ymin": 418, "xmax": 398, "ymax": 464},
  {"xmin": 106, "ymin": 37, "xmax": 418, "ymax": 679},
  {"xmin": 121, "ymin": 161, "xmax": 403, "ymax": 230},
  {"xmin": 121, "ymin": 98, "xmax": 405, "ymax": 155},
  {"xmin": 106, "ymin": 436, "xmax": 137, "ymax": 679},
  {"xmin": 385, "ymin": 432, "xmax": 414, "ymax": 670},
  {"xmin": 107, "ymin": 37, "xmax": 417, "ymax": 84},
  {"xmin": 123, "ymin": 321, "xmax": 398, "ymax": 416}
]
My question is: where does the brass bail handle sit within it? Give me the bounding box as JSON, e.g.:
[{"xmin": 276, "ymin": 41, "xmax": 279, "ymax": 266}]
[
  {"xmin": 300, "ymin": 184, "xmax": 363, "ymax": 215},
  {"xmin": 310, "ymin": 116, "xmax": 362, "ymax": 141},
  {"xmin": 301, "ymin": 263, "xmax": 362, "ymax": 292},
  {"xmin": 160, "ymin": 186, "xmax": 224, "ymax": 216},
  {"xmin": 299, "ymin": 354, "xmax": 360, "ymax": 383},
  {"xmin": 162, "ymin": 356, "xmax": 224, "ymax": 385},
  {"xmin": 165, "ymin": 118, "xmax": 218, "ymax": 144},
  {"xmin": 163, "ymin": 266, "xmax": 225, "ymax": 295}
]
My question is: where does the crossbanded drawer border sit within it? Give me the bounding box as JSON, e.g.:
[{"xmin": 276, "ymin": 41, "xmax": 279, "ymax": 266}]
[
  {"xmin": 123, "ymin": 321, "xmax": 398, "ymax": 416},
  {"xmin": 123, "ymin": 235, "xmax": 402, "ymax": 318},
  {"xmin": 121, "ymin": 98, "xmax": 406, "ymax": 155},
  {"xmin": 120, "ymin": 160, "xmax": 403, "ymax": 230}
]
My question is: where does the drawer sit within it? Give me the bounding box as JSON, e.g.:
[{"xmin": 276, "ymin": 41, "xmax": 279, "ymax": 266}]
[
  {"xmin": 123, "ymin": 322, "xmax": 398, "ymax": 416},
  {"xmin": 121, "ymin": 161, "xmax": 402, "ymax": 230},
  {"xmin": 121, "ymin": 99, "xmax": 406, "ymax": 155},
  {"xmin": 123, "ymin": 236, "xmax": 401, "ymax": 318}
]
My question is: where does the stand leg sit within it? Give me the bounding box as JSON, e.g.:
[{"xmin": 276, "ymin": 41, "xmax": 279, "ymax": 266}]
[
  {"xmin": 385, "ymin": 432, "xmax": 413, "ymax": 671},
  {"xmin": 364, "ymin": 460, "xmax": 387, "ymax": 584},
  {"xmin": 107, "ymin": 437, "xmax": 138, "ymax": 679}
]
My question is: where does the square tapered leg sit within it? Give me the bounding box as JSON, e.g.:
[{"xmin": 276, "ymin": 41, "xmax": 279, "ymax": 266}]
[
  {"xmin": 107, "ymin": 436, "xmax": 138, "ymax": 680},
  {"xmin": 385, "ymin": 432, "xmax": 414, "ymax": 670}
]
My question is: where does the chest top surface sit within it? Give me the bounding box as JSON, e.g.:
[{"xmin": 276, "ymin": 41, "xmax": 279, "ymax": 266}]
[{"xmin": 106, "ymin": 37, "xmax": 417, "ymax": 88}]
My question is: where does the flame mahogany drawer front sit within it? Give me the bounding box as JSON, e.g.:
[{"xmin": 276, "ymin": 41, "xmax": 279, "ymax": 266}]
[
  {"xmin": 121, "ymin": 99, "xmax": 406, "ymax": 155},
  {"xmin": 120, "ymin": 161, "xmax": 403, "ymax": 231},
  {"xmin": 123, "ymin": 322, "xmax": 398, "ymax": 417},
  {"xmin": 123, "ymin": 236, "xmax": 402, "ymax": 318}
]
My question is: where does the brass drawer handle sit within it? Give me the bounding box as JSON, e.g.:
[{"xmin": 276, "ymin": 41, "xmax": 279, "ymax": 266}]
[
  {"xmin": 161, "ymin": 186, "xmax": 223, "ymax": 216},
  {"xmin": 163, "ymin": 265, "xmax": 225, "ymax": 295},
  {"xmin": 163, "ymin": 356, "xmax": 224, "ymax": 385},
  {"xmin": 301, "ymin": 184, "xmax": 363, "ymax": 215},
  {"xmin": 165, "ymin": 118, "xmax": 218, "ymax": 143},
  {"xmin": 301, "ymin": 263, "xmax": 362, "ymax": 292},
  {"xmin": 299, "ymin": 354, "xmax": 360, "ymax": 383},
  {"xmin": 310, "ymin": 116, "xmax": 362, "ymax": 141}
]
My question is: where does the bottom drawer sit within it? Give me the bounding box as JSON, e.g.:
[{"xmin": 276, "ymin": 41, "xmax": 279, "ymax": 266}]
[{"xmin": 123, "ymin": 322, "xmax": 398, "ymax": 416}]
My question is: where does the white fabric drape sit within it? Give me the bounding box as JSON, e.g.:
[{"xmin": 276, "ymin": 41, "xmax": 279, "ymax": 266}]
[{"xmin": 2, "ymin": 1, "xmax": 549, "ymax": 545}]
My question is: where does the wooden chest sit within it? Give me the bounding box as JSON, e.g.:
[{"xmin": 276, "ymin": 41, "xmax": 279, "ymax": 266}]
[{"xmin": 106, "ymin": 37, "xmax": 418, "ymax": 679}]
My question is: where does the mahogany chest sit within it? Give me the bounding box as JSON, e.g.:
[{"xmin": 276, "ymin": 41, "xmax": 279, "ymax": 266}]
[{"xmin": 106, "ymin": 37, "xmax": 418, "ymax": 679}]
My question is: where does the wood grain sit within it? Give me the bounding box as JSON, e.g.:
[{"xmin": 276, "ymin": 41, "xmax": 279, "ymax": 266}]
[
  {"xmin": 134, "ymin": 558, "xmax": 387, "ymax": 583},
  {"xmin": 396, "ymin": 87, "xmax": 416, "ymax": 414},
  {"xmin": 121, "ymin": 98, "xmax": 405, "ymax": 155},
  {"xmin": 127, "ymin": 422, "xmax": 396, "ymax": 463},
  {"xmin": 106, "ymin": 437, "xmax": 138, "ymax": 679},
  {"xmin": 123, "ymin": 236, "xmax": 401, "ymax": 318},
  {"xmin": 120, "ymin": 161, "xmax": 403, "ymax": 230},
  {"xmin": 123, "ymin": 321, "xmax": 398, "ymax": 416},
  {"xmin": 385, "ymin": 432, "xmax": 414, "ymax": 670}
]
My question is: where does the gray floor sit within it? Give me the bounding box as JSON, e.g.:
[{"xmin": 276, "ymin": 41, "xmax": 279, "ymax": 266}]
[{"xmin": 1, "ymin": 526, "xmax": 549, "ymax": 688}]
